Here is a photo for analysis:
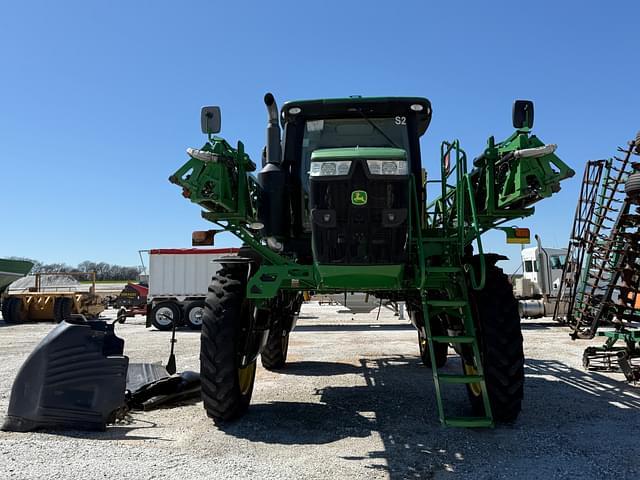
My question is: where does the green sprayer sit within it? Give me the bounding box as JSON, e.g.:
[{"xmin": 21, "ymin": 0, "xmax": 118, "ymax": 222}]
[{"xmin": 170, "ymin": 94, "xmax": 574, "ymax": 427}]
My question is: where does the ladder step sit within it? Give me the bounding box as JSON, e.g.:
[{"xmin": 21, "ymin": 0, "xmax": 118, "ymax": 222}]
[
  {"xmin": 432, "ymin": 335, "xmax": 476, "ymax": 344},
  {"xmin": 422, "ymin": 237, "xmax": 456, "ymax": 243},
  {"xmin": 426, "ymin": 300, "xmax": 467, "ymax": 307},
  {"xmin": 444, "ymin": 416, "xmax": 493, "ymax": 428},
  {"xmin": 438, "ymin": 374, "xmax": 484, "ymax": 384},
  {"xmin": 425, "ymin": 266, "xmax": 462, "ymax": 273}
]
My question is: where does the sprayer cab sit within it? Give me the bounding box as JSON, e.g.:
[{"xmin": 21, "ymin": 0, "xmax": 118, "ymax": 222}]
[{"xmin": 257, "ymin": 95, "xmax": 433, "ymax": 263}]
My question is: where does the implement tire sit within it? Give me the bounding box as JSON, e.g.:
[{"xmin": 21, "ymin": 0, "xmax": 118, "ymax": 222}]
[
  {"xmin": 625, "ymin": 172, "xmax": 640, "ymax": 198},
  {"xmin": 201, "ymin": 263, "xmax": 256, "ymax": 423},
  {"xmin": 2, "ymin": 297, "xmax": 28, "ymax": 324},
  {"xmin": 261, "ymin": 319, "xmax": 291, "ymax": 371},
  {"xmin": 53, "ymin": 297, "xmax": 73, "ymax": 323},
  {"xmin": 467, "ymin": 264, "xmax": 524, "ymax": 423}
]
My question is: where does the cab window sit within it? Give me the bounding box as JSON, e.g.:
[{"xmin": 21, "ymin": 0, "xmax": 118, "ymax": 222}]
[{"xmin": 300, "ymin": 117, "xmax": 410, "ymax": 190}]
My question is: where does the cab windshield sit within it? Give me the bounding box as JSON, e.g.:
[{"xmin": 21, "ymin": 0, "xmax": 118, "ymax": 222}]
[{"xmin": 301, "ymin": 117, "xmax": 410, "ymax": 189}]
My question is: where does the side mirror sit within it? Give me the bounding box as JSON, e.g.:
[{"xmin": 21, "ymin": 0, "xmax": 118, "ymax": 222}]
[
  {"xmin": 512, "ymin": 100, "xmax": 534, "ymax": 129},
  {"xmin": 192, "ymin": 229, "xmax": 216, "ymax": 246},
  {"xmin": 201, "ymin": 106, "xmax": 221, "ymax": 134}
]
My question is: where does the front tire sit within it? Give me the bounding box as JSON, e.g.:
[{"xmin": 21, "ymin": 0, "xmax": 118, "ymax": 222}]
[
  {"xmin": 201, "ymin": 263, "xmax": 257, "ymax": 423},
  {"xmin": 466, "ymin": 264, "xmax": 524, "ymax": 423}
]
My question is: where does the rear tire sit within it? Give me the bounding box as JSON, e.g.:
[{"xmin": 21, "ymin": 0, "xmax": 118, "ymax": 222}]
[
  {"xmin": 261, "ymin": 319, "xmax": 291, "ymax": 370},
  {"xmin": 53, "ymin": 297, "xmax": 73, "ymax": 323},
  {"xmin": 201, "ymin": 263, "xmax": 256, "ymax": 423},
  {"xmin": 185, "ymin": 301, "xmax": 205, "ymax": 330},
  {"xmin": 151, "ymin": 301, "xmax": 180, "ymax": 331},
  {"xmin": 412, "ymin": 310, "xmax": 448, "ymax": 368},
  {"xmin": 467, "ymin": 264, "xmax": 524, "ymax": 423}
]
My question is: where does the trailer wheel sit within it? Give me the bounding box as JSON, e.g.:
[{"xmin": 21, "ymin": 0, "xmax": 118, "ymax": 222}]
[
  {"xmin": 201, "ymin": 263, "xmax": 256, "ymax": 423},
  {"xmin": 411, "ymin": 310, "xmax": 448, "ymax": 368},
  {"xmin": 261, "ymin": 317, "xmax": 291, "ymax": 370},
  {"xmin": 53, "ymin": 297, "xmax": 73, "ymax": 323},
  {"xmin": 151, "ymin": 302, "xmax": 180, "ymax": 331},
  {"xmin": 2, "ymin": 297, "xmax": 28, "ymax": 324},
  {"xmin": 185, "ymin": 301, "xmax": 205, "ymax": 330},
  {"xmin": 466, "ymin": 263, "xmax": 524, "ymax": 423}
]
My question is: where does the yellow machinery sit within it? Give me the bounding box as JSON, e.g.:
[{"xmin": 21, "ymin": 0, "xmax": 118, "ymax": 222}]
[{"xmin": 1, "ymin": 272, "xmax": 105, "ymax": 323}]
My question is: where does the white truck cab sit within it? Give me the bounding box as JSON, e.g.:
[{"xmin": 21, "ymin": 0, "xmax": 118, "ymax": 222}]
[
  {"xmin": 515, "ymin": 236, "xmax": 568, "ymax": 318},
  {"xmin": 520, "ymin": 246, "xmax": 567, "ymax": 298}
]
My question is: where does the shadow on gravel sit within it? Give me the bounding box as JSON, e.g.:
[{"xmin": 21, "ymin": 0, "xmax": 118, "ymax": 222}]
[
  {"xmin": 148, "ymin": 329, "xmax": 202, "ymax": 334},
  {"xmin": 520, "ymin": 320, "xmax": 561, "ymax": 330},
  {"xmin": 274, "ymin": 360, "xmax": 362, "ymax": 376},
  {"xmin": 37, "ymin": 419, "xmax": 171, "ymax": 442},
  {"xmin": 525, "ymin": 358, "xmax": 640, "ymax": 411},
  {"xmin": 218, "ymin": 355, "xmax": 472, "ymax": 478},
  {"xmin": 294, "ymin": 323, "xmax": 414, "ymax": 332},
  {"xmin": 0, "ymin": 320, "xmax": 55, "ymax": 327},
  {"xmin": 217, "ymin": 355, "xmax": 640, "ymax": 479}
]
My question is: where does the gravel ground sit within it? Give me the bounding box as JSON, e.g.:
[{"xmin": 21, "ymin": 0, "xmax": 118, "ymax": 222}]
[{"xmin": 1, "ymin": 303, "xmax": 639, "ymax": 479}]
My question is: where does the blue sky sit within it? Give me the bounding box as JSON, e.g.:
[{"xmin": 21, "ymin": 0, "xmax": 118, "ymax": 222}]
[{"xmin": 1, "ymin": 1, "xmax": 639, "ymax": 273}]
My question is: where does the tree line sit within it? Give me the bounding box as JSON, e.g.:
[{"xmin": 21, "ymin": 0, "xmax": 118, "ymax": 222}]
[{"xmin": 8, "ymin": 257, "xmax": 142, "ymax": 281}]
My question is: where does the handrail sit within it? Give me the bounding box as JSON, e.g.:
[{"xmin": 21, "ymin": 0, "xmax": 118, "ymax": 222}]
[
  {"xmin": 463, "ymin": 173, "xmax": 486, "ymax": 290},
  {"xmin": 410, "ymin": 175, "xmax": 427, "ymax": 290}
]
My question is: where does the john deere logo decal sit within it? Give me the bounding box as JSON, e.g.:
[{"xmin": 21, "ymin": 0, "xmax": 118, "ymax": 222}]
[{"xmin": 351, "ymin": 190, "xmax": 368, "ymax": 205}]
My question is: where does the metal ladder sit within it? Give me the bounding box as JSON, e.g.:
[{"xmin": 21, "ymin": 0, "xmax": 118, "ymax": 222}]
[{"xmin": 421, "ymin": 263, "xmax": 493, "ymax": 428}]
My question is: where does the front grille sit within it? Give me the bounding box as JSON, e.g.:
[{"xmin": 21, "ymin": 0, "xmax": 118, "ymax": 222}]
[{"xmin": 310, "ymin": 161, "xmax": 409, "ymax": 264}]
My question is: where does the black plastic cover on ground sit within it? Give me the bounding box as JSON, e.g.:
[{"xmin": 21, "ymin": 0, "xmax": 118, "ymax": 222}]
[{"xmin": 2, "ymin": 319, "xmax": 128, "ymax": 432}]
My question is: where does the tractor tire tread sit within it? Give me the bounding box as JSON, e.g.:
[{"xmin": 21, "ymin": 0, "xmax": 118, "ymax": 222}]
[
  {"xmin": 201, "ymin": 264, "xmax": 254, "ymax": 423},
  {"xmin": 469, "ymin": 265, "xmax": 524, "ymax": 423},
  {"xmin": 261, "ymin": 322, "xmax": 289, "ymax": 371}
]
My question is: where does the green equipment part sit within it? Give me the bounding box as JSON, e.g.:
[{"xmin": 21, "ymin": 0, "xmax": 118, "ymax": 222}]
[{"xmin": 170, "ymin": 93, "xmax": 574, "ymax": 427}]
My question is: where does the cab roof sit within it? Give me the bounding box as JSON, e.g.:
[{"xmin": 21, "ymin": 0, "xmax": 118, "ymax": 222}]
[{"xmin": 281, "ymin": 97, "xmax": 432, "ymax": 136}]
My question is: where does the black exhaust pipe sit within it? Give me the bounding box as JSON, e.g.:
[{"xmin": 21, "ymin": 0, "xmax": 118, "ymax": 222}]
[
  {"xmin": 259, "ymin": 93, "xmax": 288, "ymax": 240},
  {"xmin": 264, "ymin": 92, "xmax": 282, "ymax": 166}
]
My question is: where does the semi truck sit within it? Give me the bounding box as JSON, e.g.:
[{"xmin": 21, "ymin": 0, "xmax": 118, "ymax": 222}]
[{"xmin": 514, "ymin": 235, "xmax": 568, "ymax": 318}]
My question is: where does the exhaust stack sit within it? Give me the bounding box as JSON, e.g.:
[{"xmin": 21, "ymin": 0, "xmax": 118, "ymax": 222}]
[
  {"xmin": 264, "ymin": 92, "xmax": 282, "ymax": 166},
  {"xmin": 258, "ymin": 93, "xmax": 288, "ymax": 240}
]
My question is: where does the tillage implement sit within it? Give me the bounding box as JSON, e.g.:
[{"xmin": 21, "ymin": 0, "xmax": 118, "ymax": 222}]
[
  {"xmin": 555, "ymin": 133, "xmax": 640, "ymax": 381},
  {"xmin": 170, "ymin": 94, "xmax": 574, "ymax": 426}
]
